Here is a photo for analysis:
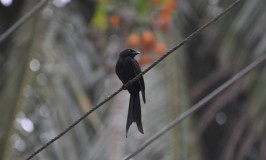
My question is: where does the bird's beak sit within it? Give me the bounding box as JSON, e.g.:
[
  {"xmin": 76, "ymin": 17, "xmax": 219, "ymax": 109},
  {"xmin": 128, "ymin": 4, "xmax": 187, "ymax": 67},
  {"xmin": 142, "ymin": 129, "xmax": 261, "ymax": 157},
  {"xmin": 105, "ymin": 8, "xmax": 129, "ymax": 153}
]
[{"xmin": 133, "ymin": 50, "xmax": 140, "ymax": 56}]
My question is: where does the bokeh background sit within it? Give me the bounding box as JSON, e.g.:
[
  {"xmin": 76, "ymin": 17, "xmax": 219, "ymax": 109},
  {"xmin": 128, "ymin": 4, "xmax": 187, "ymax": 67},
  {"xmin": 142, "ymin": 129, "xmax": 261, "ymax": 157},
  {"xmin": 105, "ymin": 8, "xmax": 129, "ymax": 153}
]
[{"xmin": 0, "ymin": 0, "xmax": 266, "ymax": 160}]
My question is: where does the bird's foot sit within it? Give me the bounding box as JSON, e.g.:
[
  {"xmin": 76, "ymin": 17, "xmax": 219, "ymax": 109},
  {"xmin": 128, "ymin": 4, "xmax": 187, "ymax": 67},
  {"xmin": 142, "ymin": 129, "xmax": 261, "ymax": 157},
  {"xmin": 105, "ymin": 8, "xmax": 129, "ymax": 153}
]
[{"xmin": 122, "ymin": 84, "xmax": 127, "ymax": 90}]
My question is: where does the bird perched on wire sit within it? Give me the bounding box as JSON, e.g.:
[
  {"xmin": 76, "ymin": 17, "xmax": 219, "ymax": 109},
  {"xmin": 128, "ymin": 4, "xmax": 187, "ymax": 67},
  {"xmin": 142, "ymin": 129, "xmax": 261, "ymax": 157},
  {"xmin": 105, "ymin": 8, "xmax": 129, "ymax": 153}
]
[{"xmin": 115, "ymin": 49, "xmax": 146, "ymax": 137}]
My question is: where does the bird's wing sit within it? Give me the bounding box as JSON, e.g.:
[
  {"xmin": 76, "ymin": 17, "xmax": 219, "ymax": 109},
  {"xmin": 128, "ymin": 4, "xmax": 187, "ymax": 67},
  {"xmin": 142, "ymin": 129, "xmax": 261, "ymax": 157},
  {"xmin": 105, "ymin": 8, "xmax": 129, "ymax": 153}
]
[
  {"xmin": 115, "ymin": 60, "xmax": 128, "ymax": 84},
  {"xmin": 131, "ymin": 59, "xmax": 146, "ymax": 103}
]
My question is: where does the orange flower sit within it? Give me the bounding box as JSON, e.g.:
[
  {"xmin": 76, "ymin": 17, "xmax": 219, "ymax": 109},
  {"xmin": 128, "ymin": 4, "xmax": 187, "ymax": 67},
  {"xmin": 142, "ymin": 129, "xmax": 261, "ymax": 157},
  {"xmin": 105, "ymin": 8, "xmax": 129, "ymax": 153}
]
[
  {"xmin": 158, "ymin": 13, "xmax": 170, "ymax": 31},
  {"xmin": 139, "ymin": 54, "xmax": 153, "ymax": 65},
  {"xmin": 158, "ymin": 0, "xmax": 177, "ymax": 31},
  {"xmin": 110, "ymin": 15, "xmax": 121, "ymax": 27},
  {"xmin": 127, "ymin": 33, "xmax": 141, "ymax": 47},
  {"xmin": 155, "ymin": 42, "xmax": 166, "ymax": 55},
  {"xmin": 151, "ymin": 0, "xmax": 161, "ymax": 6},
  {"xmin": 141, "ymin": 31, "xmax": 155, "ymax": 51},
  {"xmin": 162, "ymin": 0, "xmax": 177, "ymax": 14}
]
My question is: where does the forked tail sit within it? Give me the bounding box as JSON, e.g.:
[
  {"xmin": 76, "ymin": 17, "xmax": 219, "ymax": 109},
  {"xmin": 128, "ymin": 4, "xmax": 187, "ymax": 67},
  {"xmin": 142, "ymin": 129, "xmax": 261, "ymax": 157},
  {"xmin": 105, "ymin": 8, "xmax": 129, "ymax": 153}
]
[{"xmin": 126, "ymin": 92, "xmax": 144, "ymax": 137}]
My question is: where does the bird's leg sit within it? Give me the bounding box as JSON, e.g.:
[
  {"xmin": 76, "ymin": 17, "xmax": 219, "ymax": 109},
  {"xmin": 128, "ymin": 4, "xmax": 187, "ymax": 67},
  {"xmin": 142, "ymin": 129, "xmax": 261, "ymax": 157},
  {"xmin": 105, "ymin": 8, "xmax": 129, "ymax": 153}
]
[
  {"xmin": 122, "ymin": 84, "xmax": 127, "ymax": 90},
  {"xmin": 123, "ymin": 79, "xmax": 134, "ymax": 90}
]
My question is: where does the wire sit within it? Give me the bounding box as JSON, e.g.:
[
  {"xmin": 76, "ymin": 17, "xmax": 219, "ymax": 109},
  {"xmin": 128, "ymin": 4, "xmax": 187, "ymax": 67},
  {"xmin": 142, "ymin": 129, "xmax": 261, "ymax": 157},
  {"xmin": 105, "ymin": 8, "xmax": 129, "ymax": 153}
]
[
  {"xmin": 24, "ymin": 87, "xmax": 124, "ymax": 160},
  {"xmin": 0, "ymin": 0, "xmax": 49, "ymax": 43},
  {"xmin": 123, "ymin": 53, "xmax": 266, "ymax": 160},
  {"xmin": 25, "ymin": 0, "xmax": 242, "ymax": 159}
]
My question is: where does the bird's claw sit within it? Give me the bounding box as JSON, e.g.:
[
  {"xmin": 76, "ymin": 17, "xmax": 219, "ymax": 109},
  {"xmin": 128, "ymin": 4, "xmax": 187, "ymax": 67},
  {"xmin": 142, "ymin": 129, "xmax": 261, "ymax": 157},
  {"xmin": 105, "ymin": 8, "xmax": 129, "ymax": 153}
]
[
  {"xmin": 122, "ymin": 84, "xmax": 127, "ymax": 90},
  {"xmin": 123, "ymin": 80, "xmax": 134, "ymax": 90}
]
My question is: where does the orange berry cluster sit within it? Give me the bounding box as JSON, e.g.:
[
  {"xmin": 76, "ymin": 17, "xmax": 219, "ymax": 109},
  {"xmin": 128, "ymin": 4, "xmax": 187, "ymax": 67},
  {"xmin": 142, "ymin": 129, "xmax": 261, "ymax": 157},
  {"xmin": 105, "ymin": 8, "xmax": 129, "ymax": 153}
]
[{"xmin": 127, "ymin": 31, "xmax": 167, "ymax": 65}]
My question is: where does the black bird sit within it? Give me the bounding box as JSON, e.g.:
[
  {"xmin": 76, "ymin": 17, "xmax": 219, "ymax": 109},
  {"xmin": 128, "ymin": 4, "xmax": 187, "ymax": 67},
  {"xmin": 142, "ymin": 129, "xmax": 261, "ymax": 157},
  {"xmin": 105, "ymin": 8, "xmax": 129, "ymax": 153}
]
[{"xmin": 115, "ymin": 49, "xmax": 146, "ymax": 137}]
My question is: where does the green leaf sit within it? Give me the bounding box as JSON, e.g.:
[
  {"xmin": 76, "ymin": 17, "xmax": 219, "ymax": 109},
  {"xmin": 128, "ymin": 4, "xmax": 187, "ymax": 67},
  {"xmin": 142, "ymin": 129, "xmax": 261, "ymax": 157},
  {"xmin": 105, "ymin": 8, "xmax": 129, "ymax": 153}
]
[{"xmin": 92, "ymin": 0, "xmax": 108, "ymax": 31}]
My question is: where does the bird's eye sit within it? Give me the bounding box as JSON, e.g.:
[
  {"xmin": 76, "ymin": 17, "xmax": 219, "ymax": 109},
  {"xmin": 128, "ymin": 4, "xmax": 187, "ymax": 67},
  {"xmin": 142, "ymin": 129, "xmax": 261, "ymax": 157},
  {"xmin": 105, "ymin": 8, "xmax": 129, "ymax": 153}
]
[{"xmin": 129, "ymin": 49, "xmax": 135, "ymax": 53}]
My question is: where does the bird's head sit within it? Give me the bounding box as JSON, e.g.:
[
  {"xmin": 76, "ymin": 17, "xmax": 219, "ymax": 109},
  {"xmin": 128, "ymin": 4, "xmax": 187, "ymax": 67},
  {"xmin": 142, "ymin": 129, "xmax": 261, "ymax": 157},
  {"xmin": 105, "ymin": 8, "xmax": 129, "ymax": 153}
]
[{"xmin": 119, "ymin": 49, "xmax": 140, "ymax": 58}]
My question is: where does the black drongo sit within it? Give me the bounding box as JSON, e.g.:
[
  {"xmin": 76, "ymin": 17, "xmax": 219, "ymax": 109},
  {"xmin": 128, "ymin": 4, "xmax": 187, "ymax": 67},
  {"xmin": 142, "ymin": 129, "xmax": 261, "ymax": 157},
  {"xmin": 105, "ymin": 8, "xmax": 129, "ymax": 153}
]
[{"xmin": 115, "ymin": 49, "xmax": 146, "ymax": 137}]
